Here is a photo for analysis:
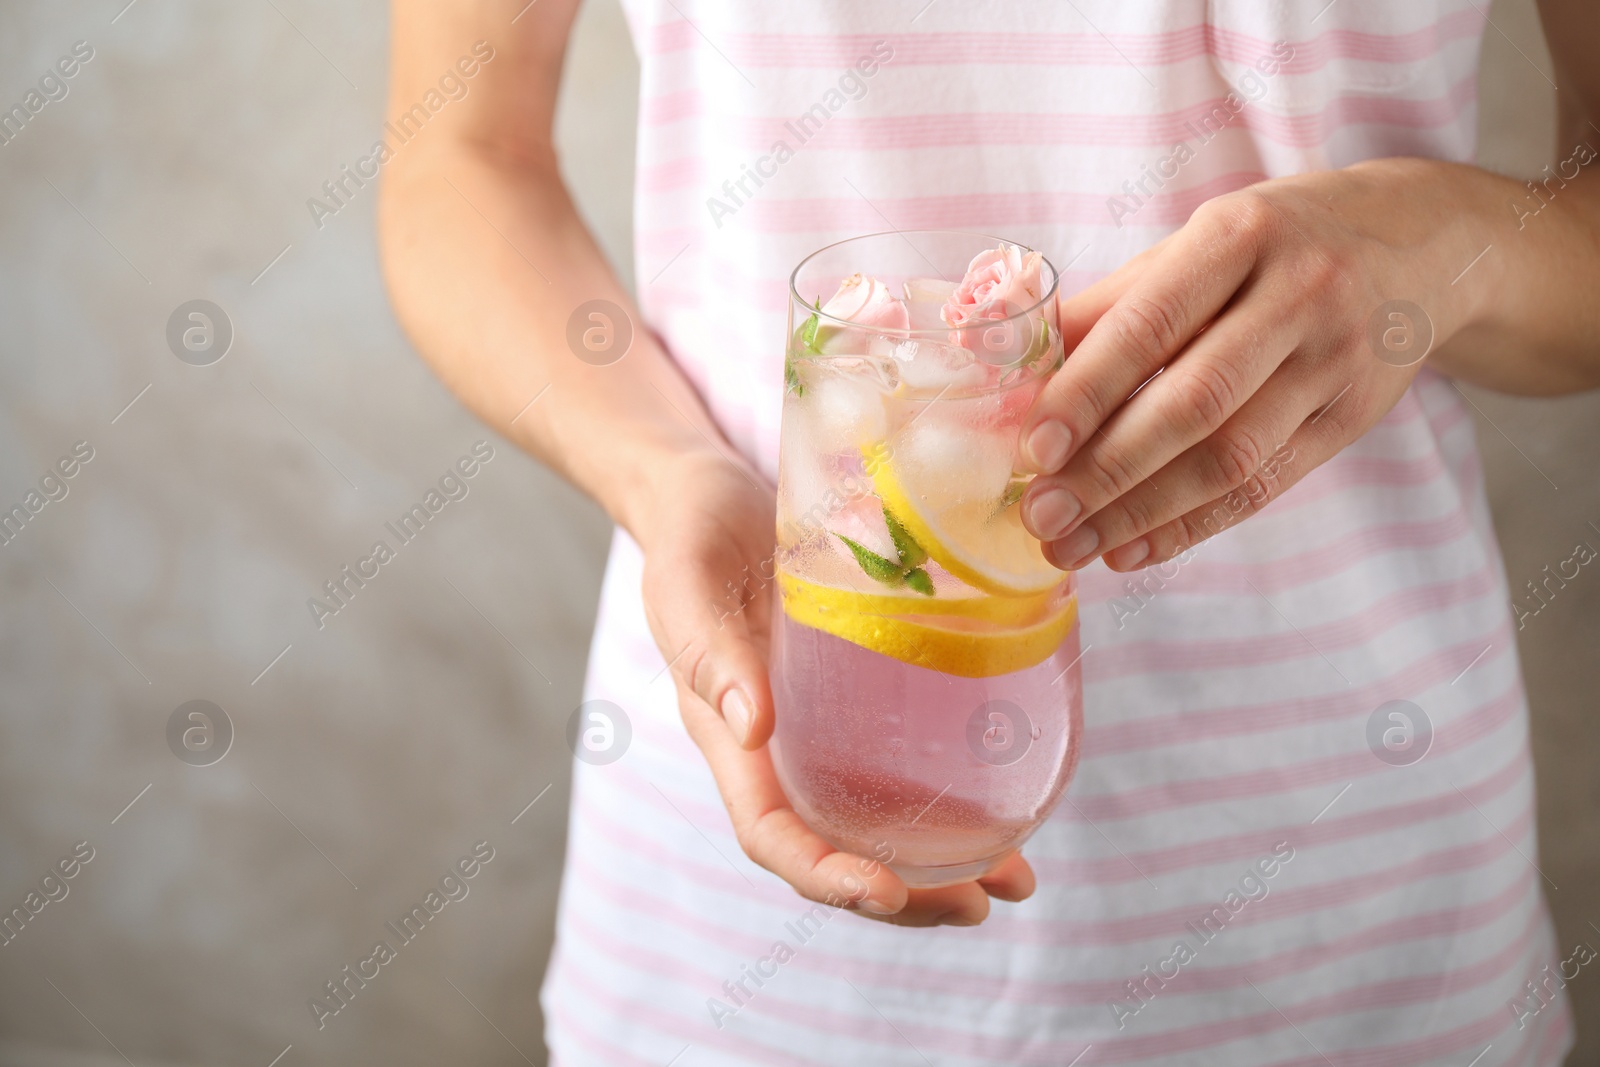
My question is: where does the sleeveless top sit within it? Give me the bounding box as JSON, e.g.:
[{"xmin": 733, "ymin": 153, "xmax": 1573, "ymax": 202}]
[{"xmin": 542, "ymin": 4, "xmax": 1573, "ymax": 1064}]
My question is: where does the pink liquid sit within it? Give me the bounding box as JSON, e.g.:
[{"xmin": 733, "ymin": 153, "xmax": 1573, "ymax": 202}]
[{"xmin": 769, "ymin": 605, "xmax": 1083, "ymax": 888}]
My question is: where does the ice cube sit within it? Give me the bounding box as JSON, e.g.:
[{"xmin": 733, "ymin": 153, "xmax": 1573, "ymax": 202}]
[
  {"xmin": 800, "ymin": 362, "xmax": 890, "ymax": 454},
  {"xmin": 896, "ymin": 416, "xmax": 1014, "ymax": 504},
  {"xmin": 891, "ymin": 338, "xmax": 986, "ymax": 394},
  {"xmin": 778, "ymin": 406, "xmax": 832, "ymax": 530}
]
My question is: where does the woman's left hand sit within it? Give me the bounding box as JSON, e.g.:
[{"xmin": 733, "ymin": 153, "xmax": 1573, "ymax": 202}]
[{"xmin": 1018, "ymin": 158, "xmax": 1490, "ymax": 572}]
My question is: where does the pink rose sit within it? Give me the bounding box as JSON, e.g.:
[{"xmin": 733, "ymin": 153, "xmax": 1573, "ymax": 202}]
[
  {"xmin": 820, "ymin": 273, "xmax": 910, "ymax": 330},
  {"xmin": 808, "ymin": 272, "xmax": 910, "ymax": 355},
  {"xmin": 941, "ymin": 243, "xmax": 1044, "ymax": 328}
]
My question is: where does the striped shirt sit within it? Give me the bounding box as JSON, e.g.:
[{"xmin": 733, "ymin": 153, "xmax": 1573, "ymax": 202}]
[{"xmin": 542, "ymin": 3, "xmax": 1573, "ymax": 1064}]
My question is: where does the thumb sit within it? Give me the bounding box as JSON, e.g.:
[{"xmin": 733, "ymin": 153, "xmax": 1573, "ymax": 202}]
[
  {"xmin": 682, "ymin": 603, "xmax": 775, "ymax": 752},
  {"xmin": 645, "ymin": 554, "xmax": 777, "ymax": 753}
]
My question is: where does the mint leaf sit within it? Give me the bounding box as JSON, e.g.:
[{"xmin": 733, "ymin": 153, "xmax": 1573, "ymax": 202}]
[
  {"xmin": 785, "ymin": 355, "xmax": 803, "ymax": 396},
  {"xmin": 801, "ymin": 311, "xmax": 820, "ymax": 353},
  {"xmin": 903, "ymin": 568, "xmax": 935, "ymax": 596},
  {"xmin": 882, "ymin": 506, "xmax": 927, "ymax": 568},
  {"xmin": 835, "ymin": 533, "xmax": 905, "ymax": 586},
  {"xmin": 1000, "ymin": 476, "xmax": 1028, "ymax": 508}
]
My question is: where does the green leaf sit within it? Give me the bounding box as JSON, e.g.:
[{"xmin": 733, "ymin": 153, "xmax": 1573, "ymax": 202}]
[
  {"xmin": 835, "ymin": 534, "xmax": 905, "ymax": 587},
  {"xmin": 881, "ymin": 505, "xmax": 927, "ymax": 568},
  {"xmin": 903, "ymin": 568, "xmax": 935, "ymax": 596},
  {"xmin": 800, "ymin": 311, "xmax": 820, "ymax": 354},
  {"xmin": 785, "ymin": 354, "xmax": 803, "ymax": 396}
]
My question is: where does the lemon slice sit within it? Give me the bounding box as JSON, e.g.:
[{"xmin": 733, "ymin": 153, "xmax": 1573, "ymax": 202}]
[
  {"xmin": 869, "ymin": 438, "xmax": 1064, "ymax": 597},
  {"xmin": 779, "ymin": 570, "xmax": 1057, "ymax": 628},
  {"xmin": 781, "ymin": 580, "xmax": 1077, "ymax": 679}
]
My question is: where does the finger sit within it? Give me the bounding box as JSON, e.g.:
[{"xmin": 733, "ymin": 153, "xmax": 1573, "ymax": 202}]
[
  {"xmin": 1087, "ymin": 388, "xmax": 1354, "ymax": 572},
  {"xmin": 1021, "ymin": 199, "xmax": 1271, "ymax": 475},
  {"xmin": 880, "ymin": 883, "xmax": 993, "ymax": 928},
  {"xmin": 976, "ymin": 850, "xmax": 1036, "ymax": 903},
  {"xmin": 853, "ymin": 853, "xmax": 1036, "ymax": 931},
  {"xmin": 866, "ymin": 851, "xmax": 1036, "ymax": 926},
  {"xmin": 1021, "ymin": 291, "xmax": 1298, "ymax": 547},
  {"xmin": 677, "ymin": 610, "xmax": 774, "ymax": 750},
  {"xmin": 646, "ymin": 550, "xmax": 776, "ymax": 751},
  {"xmin": 676, "ymin": 695, "xmax": 913, "ymax": 915},
  {"xmin": 1054, "ymin": 233, "xmax": 1176, "ymax": 354}
]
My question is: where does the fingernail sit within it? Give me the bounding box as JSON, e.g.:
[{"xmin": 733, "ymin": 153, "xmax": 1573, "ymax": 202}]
[
  {"xmin": 720, "ymin": 688, "xmax": 752, "ymax": 746},
  {"xmin": 1024, "ymin": 421, "xmax": 1072, "ymax": 473},
  {"xmin": 859, "ymin": 897, "xmax": 898, "ymax": 915},
  {"xmin": 1025, "ymin": 486, "xmax": 1082, "ymax": 541},
  {"xmin": 1055, "ymin": 526, "xmax": 1099, "ymax": 569},
  {"xmin": 1106, "ymin": 539, "xmax": 1151, "ymax": 570}
]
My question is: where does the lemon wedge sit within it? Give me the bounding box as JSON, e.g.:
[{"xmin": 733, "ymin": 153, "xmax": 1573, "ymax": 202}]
[
  {"xmin": 868, "ymin": 437, "xmax": 1064, "ymax": 597},
  {"xmin": 779, "ymin": 570, "xmax": 1057, "ymax": 627},
  {"xmin": 780, "ymin": 572, "xmax": 1077, "ymax": 679}
]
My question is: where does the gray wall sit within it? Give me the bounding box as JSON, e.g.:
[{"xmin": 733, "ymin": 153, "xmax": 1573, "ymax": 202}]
[{"xmin": 0, "ymin": 2, "xmax": 1593, "ymax": 1065}]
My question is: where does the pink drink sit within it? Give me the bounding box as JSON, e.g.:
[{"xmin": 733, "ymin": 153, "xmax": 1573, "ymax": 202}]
[
  {"xmin": 770, "ymin": 610, "xmax": 1083, "ymax": 886},
  {"xmin": 770, "ymin": 231, "xmax": 1083, "ymax": 887}
]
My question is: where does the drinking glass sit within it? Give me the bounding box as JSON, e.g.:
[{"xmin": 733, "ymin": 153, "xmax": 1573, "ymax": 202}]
[{"xmin": 769, "ymin": 230, "xmax": 1083, "ymax": 889}]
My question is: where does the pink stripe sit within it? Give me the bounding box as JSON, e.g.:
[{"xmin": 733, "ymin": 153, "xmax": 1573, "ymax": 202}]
[
  {"xmin": 546, "ymin": 987, "xmax": 665, "ymax": 1066},
  {"xmin": 638, "ymin": 15, "xmax": 1484, "ymax": 71},
  {"xmin": 1083, "ymin": 565, "xmax": 1498, "ymax": 683},
  {"xmin": 1076, "ymin": 510, "xmax": 1475, "ymax": 607},
  {"xmin": 575, "ymin": 736, "xmax": 1526, "ymax": 914},
  {"xmin": 996, "ymin": 805, "xmax": 1537, "ymax": 946},
  {"xmin": 555, "ymin": 949, "xmax": 825, "ymax": 1067},
  {"xmin": 639, "ymin": 171, "xmax": 1268, "ymax": 240},
  {"xmin": 1530, "ymin": 1006, "xmax": 1574, "ymax": 1067},
  {"xmin": 638, "ymin": 76, "xmax": 1476, "ymax": 164},
  {"xmin": 566, "ymin": 801, "xmax": 1540, "ymax": 1006},
  {"xmin": 1088, "ymin": 978, "xmax": 1526, "ymax": 1066},
  {"xmin": 559, "ymin": 850, "xmax": 1541, "ymax": 1065},
  {"xmin": 599, "ymin": 656, "xmax": 1522, "ymax": 841},
  {"xmin": 1059, "ymin": 916, "xmax": 1541, "ymax": 1065},
  {"xmin": 1195, "ymin": 450, "xmax": 1458, "ymax": 531},
  {"xmin": 1039, "ymin": 743, "xmax": 1528, "ymax": 885},
  {"xmin": 637, "ymin": 87, "xmax": 697, "ymax": 126},
  {"xmin": 1257, "ymin": 1011, "xmax": 1548, "ymax": 1067},
  {"xmin": 1425, "ymin": 388, "xmax": 1475, "ymax": 439},
  {"xmin": 570, "ymin": 766, "xmax": 1536, "ymax": 949},
  {"xmin": 1082, "ymin": 627, "xmax": 1510, "ymax": 757},
  {"xmin": 823, "ymin": 870, "xmax": 1538, "ymax": 1005},
  {"xmin": 1072, "ymin": 681, "xmax": 1521, "ymax": 822}
]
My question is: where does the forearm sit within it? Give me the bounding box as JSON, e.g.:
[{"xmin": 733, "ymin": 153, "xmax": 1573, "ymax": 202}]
[
  {"xmin": 377, "ymin": 140, "xmax": 736, "ymax": 541},
  {"xmin": 1386, "ymin": 154, "xmax": 1600, "ymax": 396}
]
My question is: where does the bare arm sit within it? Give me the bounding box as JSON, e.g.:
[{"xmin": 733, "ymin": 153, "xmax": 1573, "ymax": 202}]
[
  {"xmin": 379, "ymin": 0, "xmax": 722, "ymax": 537},
  {"xmin": 1420, "ymin": 0, "xmax": 1600, "ymax": 395},
  {"xmin": 379, "ymin": 0, "xmax": 1032, "ymax": 926}
]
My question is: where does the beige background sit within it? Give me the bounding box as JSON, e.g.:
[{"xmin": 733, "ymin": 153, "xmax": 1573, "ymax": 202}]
[{"xmin": 0, "ymin": 1, "xmax": 1593, "ymax": 1065}]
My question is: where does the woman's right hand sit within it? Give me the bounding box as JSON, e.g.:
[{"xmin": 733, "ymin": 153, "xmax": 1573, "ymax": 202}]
[{"xmin": 638, "ymin": 450, "xmax": 1037, "ymax": 927}]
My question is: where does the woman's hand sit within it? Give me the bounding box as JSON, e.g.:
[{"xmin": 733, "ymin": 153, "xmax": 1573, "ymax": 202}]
[
  {"xmin": 638, "ymin": 450, "xmax": 1035, "ymax": 926},
  {"xmin": 1018, "ymin": 159, "xmax": 1497, "ymax": 572}
]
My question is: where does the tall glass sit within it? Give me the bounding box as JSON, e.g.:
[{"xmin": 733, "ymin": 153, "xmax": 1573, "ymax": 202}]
[{"xmin": 770, "ymin": 230, "xmax": 1083, "ymax": 889}]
